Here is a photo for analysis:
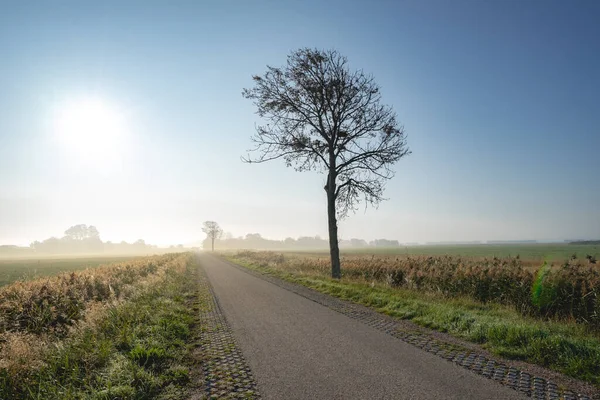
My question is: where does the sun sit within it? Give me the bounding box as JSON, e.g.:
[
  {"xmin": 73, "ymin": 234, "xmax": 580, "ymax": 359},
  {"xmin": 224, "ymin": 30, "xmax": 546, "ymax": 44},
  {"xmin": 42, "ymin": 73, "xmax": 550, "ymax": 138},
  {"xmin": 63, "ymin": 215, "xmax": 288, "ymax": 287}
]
[{"xmin": 53, "ymin": 97, "xmax": 129, "ymax": 167}]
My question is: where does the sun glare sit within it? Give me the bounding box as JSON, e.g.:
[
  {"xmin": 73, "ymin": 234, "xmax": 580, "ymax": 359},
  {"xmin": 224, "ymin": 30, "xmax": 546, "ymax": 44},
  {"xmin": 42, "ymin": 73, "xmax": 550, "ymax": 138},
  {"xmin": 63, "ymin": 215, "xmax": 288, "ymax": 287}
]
[{"xmin": 53, "ymin": 97, "xmax": 129, "ymax": 168}]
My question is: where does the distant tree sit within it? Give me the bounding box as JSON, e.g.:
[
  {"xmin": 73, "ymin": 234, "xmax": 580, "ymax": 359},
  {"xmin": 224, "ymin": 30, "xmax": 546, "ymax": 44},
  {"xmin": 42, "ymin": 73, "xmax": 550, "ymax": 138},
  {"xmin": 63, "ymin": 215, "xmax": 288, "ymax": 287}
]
[
  {"xmin": 243, "ymin": 48, "xmax": 410, "ymax": 278},
  {"xmin": 64, "ymin": 224, "xmax": 100, "ymax": 241},
  {"xmin": 35, "ymin": 237, "xmax": 61, "ymax": 253},
  {"xmin": 87, "ymin": 225, "xmax": 100, "ymax": 239},
  {"xmin": 296, "ymin": 236, "xmax": 329, "ymax": 249},
  {"xmin": 64, "ymin": 224, "xmax": 89, "ymax": 240},
  {"xmin": 0, "ymin": 245, "xmax": 29, "ymax": 256},
  {"xmin": 202, "ymin": 221, "xmax": 223, "ymax": 251},
  {"xmin": 370, "ymin": 239, "xmax": 400, "ymax": 247},
  {"xmin": 243, "ymin": 233, "xmax": 265, "ymax": 249},
  {"xmin": 350, "ymin": 238, "xmax": 368, "ymax": 248}
]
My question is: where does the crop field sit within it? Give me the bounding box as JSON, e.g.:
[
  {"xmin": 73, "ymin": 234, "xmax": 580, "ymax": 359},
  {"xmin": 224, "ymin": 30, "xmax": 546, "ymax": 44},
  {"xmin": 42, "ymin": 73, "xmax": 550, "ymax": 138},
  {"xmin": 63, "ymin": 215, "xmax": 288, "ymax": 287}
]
[
  {"xmin": 270, "ymin": 243, "xmax": 599, "ymax": 274},
  {"xmin": 303, "ymin": 243, "xmax": 600, "ymax": 262},
  {"xmin": 0, "ymin": 256, "xmax": 144, "ymax": 287}
]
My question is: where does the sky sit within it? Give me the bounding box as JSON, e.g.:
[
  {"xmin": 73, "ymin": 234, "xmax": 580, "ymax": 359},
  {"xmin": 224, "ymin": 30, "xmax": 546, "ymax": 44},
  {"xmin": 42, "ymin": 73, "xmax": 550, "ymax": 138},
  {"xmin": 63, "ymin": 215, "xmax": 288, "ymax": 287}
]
[{"xmin": 0, "ymin": 0, "xmax": 599, "ymax": 246}]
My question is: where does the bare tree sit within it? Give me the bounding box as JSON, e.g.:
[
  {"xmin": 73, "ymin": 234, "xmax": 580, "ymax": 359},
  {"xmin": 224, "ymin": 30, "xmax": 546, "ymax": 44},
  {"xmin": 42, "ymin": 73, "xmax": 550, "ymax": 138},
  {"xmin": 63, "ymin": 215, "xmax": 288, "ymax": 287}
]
[
  {"xmin": 202, "ymin": 221, "xmax": 223, "ymax": 252},
  {"xmin": 64, "ymin": 224, "xmax": 100, "ymax": 241},
  {"xmin": 242, "ymin": 48, "xmax": 410, "ymax": 278}
]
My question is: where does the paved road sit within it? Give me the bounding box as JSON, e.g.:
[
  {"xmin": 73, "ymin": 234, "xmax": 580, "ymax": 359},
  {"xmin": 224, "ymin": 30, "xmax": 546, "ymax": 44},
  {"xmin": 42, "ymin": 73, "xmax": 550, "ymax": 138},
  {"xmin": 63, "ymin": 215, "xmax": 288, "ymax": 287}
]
[{"xmin": 199, "ymin": 254, "xmax": 526, "ymax": 400}]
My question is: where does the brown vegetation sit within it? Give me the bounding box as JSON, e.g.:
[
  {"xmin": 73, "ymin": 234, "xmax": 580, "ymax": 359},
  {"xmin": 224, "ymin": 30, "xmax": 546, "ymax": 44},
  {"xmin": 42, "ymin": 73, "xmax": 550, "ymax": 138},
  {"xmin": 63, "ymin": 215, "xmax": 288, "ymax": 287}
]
[
  {"xmin": 233, "ymin": 251, "xmax": 600, "ymax": 327},
  {"xmin": 0, "ymin": 253, "xmax": 192, "ymax": 392}
]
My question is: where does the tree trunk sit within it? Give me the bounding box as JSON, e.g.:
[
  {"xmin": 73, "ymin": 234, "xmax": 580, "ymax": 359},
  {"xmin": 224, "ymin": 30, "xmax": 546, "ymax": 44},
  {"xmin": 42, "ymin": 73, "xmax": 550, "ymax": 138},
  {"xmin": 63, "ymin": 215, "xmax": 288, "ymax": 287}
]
[
  {"xmin": 211, "ymin": 237, "xmax": 215, "ymax": 252},
  {"xmin": 327, "ymin": 173, "xmax": 341, "ymax": 279}
]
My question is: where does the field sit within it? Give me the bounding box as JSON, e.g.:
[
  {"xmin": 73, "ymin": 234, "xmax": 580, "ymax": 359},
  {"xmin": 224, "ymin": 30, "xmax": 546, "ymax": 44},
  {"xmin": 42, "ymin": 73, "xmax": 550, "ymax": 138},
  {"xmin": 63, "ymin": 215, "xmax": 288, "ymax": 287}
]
[
  {"xmin": 0, "ymin": 253, "xmax": 208, "ymax": 399},
  {"xmin": 336, "ymin": 243, "xmax": 599, "ymax": 262},
  {"xmin": 2, "ymin": 245, "xmax": 599, "ymax": 395},
  {"xmin": 2, "ymin": 244, "xmax": 594, "ymax": 289},
  {"xmin": 0, "ymin": 256, "xmax": 144, "ymax": 287},
  {"xmin": 227, "ymin": 249, "xmax": 600, "ymax": 386},
  {"xmin": 264, "ymin": 243, "xmax": 600, "ymax": 274}
]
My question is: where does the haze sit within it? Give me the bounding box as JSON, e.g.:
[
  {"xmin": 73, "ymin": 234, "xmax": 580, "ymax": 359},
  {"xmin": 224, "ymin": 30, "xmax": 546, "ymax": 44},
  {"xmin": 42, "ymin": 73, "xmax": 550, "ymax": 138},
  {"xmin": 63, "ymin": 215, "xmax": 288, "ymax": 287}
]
[{"xmin": 1, "ymin": 0, "xmax": 599, "ymax": 247}]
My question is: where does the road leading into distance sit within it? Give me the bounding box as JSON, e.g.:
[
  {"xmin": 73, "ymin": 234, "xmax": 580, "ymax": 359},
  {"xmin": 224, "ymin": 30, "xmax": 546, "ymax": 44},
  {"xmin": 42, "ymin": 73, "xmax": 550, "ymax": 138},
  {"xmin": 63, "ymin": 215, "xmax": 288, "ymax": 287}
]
[{"xmin": 199, "ymin": 254, "xmax": 526, "ymax": 400}]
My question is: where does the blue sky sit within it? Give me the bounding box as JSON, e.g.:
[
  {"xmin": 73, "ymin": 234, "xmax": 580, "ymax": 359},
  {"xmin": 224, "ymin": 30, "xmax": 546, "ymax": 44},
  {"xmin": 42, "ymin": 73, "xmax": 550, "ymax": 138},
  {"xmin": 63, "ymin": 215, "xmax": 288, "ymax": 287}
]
[{"xmin": 0, "ymin": 0, "xmax": 598, "ymax": 245}]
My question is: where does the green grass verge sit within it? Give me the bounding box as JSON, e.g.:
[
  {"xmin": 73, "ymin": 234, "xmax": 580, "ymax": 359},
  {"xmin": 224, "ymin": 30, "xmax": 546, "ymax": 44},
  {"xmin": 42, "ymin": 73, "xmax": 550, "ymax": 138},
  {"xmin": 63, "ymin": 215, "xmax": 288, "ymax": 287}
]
[
  {"xmin": 1, "ymin": 262, "xmax": 200, "ymax": 399},
  {"xmin": 227, "ymin": 256, "xmax": 600, "ymax": 387}
]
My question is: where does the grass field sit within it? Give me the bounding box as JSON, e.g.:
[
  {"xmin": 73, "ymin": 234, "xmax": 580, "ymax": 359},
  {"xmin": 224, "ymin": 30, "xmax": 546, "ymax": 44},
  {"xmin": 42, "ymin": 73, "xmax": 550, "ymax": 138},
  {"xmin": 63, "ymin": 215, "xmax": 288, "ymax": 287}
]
[
  {"xmin": 334, "ymin": 243, "xmax": 599, "ymax": 261},
  {"xmin": 252, "ymin": 243, "xmax": 599, "ymax": 273},
  {"xmin": 0, "ymin": 256, "xmax": 143, "ymax": 287}
]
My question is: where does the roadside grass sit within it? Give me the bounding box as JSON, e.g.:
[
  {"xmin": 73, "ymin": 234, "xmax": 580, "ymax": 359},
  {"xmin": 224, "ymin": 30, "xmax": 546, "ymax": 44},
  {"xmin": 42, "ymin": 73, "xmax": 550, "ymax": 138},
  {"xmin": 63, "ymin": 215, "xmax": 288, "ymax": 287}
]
[
  {"xmin": 229, "ymin": 251, "xmax": 600, "ymax": 326},
  {"xmin": 227, "ymin": 255, "xmax": 600, "ymax": 387},
  {"xmin": 0, "ymin": 253, "xmax": 203, "ymax": 399}
]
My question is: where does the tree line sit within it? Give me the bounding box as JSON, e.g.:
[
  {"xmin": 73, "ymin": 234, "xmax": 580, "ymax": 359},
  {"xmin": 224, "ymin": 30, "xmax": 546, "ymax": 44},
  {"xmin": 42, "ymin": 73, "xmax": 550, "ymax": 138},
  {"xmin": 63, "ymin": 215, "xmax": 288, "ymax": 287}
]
[
  {"xmin": 202, "ymin": 232, "xmax": 401, "ymax": 251},
  {"xmin": 0, "ymin": 224, "xmax": 184, "ymax": 256}
]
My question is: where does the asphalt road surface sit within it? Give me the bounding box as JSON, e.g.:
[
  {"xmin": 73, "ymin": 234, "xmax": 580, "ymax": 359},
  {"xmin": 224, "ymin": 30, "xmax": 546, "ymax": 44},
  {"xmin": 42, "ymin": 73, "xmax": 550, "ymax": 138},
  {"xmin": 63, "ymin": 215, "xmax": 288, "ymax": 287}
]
[{"xmin": 199, "ymin": 254, "xmax": 526, "ymax": 400}]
